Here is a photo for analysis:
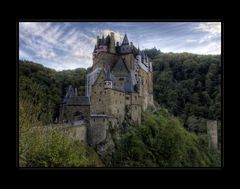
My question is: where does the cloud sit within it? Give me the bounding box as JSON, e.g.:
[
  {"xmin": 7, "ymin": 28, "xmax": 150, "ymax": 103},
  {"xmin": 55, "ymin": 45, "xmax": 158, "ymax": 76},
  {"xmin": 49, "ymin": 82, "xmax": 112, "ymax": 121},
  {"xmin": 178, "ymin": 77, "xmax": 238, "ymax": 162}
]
[
  {"xmin": 19, "ymin": 49, "xmax": 31, "ymax": 60},
  {"xmin": 100, "ymin": 29, "xmax": 124, "ymax": 43},
  {"xmin": 194, "ymin": 22, "xmax": 221, "ymax": 35},
  {"xmin": 19, "ymin": 22, "xmax": 221, "ymax": 70},
  {"xmin": 19, "ymin": 22, "xmax": 96, "ymax": 70}
]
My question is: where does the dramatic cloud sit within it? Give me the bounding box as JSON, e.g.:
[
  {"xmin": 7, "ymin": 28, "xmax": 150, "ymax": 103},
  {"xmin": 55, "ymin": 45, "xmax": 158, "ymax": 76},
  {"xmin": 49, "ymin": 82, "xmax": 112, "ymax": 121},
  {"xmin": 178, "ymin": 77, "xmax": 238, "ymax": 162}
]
[
  {"xmin": 19, "ymin": 22, "xmax": 95, "ymax": 70},
  {"xmin": 194, "ymin": 22, "xmax": 221, "ymax": 35},
  {"xmin": 19, "ymin": 22, "xmax": 221, "ymax": 70}
]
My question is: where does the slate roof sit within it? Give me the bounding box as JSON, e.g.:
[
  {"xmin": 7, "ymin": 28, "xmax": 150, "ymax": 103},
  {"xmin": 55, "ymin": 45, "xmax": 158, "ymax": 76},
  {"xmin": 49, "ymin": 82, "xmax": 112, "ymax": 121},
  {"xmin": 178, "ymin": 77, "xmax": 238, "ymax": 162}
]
[
  {"xmin": 124, "ymin": 70, "xmax": 137, "ymax": 92},
  {"xmin": 122, "ymin": 33, "xmax": 129, "ymax": 45},
  {"xmin": 104, "ymin": 64, "xmax": 113, "ymax": 81}
]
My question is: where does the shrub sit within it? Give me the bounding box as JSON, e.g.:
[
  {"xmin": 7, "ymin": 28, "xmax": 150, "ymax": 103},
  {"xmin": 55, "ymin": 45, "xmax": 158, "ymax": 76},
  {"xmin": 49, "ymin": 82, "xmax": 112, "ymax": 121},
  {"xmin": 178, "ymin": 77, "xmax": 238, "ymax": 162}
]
[{"xmin": 113, "ymin": 109, "xmax": 220, "ymax": 167}]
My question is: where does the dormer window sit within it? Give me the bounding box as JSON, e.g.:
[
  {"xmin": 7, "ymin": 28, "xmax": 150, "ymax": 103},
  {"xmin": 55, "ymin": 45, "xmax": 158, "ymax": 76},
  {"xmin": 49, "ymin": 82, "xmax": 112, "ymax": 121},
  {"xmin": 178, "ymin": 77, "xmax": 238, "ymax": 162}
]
[{"xmin": 104, "ymin": 80, "xmax": 112, "ymax": 89}]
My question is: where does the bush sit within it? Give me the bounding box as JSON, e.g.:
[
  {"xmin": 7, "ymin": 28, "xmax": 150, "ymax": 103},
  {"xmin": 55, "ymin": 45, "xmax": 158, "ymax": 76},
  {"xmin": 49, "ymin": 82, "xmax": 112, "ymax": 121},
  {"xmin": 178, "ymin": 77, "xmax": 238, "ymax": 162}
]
[
  {"xmin": 113, "ymin": 109, "xmax": 220, "ymax": 167},
  {"xmin": 19, "ymin": 125, "xmax": 103, "ymax": 167},
  {"xmin": 19, "ymin": 97, "xmax": 103, "ymax": 167}
]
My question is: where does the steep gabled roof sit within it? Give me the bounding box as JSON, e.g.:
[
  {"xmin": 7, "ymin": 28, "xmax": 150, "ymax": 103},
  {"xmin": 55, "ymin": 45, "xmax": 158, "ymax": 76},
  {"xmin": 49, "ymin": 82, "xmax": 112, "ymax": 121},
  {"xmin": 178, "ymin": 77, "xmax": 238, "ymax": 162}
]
[
  {"xmin": 63, "ymin": 85, "xmax": 75, "ymax": 103},
  {"xmin": 87, "ymin": 66, "xmax": 101, "ymax": 81},
  {"xmin": 122, "ymin": 33, "xmax": 129, "ymax": 45},
  {"xmin": 111, "ymin": 57, "xmax": 129, "ymax": 77},
  {"xmin": 124, "ymin": 70, "xmax": 137, "ymax": 92}
]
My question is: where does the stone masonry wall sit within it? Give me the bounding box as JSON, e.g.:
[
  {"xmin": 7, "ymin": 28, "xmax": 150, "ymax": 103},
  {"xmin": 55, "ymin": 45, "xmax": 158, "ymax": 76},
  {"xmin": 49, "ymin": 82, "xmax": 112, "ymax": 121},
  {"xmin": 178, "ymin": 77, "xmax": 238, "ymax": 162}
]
[
  {"xmin": 88, "ymin": 117, "xmax": 108, "ymax": 146},
  {"xmin": 207, "ymin": 120, "xmax": 218, "ymax": 151},
  {"xmin": 63, "ymin": 105, "xmax": 90, "ymax": 122},
  {"xmin": 93, "ymin": 52, "xmax": 118, "ymax": 70}
]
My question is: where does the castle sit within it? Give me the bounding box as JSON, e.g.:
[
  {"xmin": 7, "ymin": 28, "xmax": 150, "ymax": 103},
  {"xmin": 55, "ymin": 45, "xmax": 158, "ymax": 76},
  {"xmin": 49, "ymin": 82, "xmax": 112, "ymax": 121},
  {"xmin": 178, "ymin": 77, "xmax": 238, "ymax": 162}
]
[{"xmin": 59, "ymin": 32, "xmax": 154, "ymax": 146}]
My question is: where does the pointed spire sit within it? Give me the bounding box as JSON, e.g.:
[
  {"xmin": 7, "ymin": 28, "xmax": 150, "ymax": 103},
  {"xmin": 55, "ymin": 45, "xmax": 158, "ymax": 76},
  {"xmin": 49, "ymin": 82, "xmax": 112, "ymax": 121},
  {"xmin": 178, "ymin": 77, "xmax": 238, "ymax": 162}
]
[
  {"xmin": 141, "ymin": 51, "xmax": 145, "ymax": 58},
  {"xmin": 122, "ymin": 33, "xmax": 129, "ymax": 45}
]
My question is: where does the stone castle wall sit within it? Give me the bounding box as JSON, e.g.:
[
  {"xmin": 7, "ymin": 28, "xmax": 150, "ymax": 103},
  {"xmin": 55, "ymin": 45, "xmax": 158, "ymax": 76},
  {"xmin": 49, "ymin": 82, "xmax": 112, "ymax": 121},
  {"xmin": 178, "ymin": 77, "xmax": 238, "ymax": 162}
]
[
  {"xmin": 88, "ymin": 116, "xmax": 108, "ymax": 146},
  {"xmin": 63, "ymin": 125, "xmax": 87, "ymax": 142},
  {"xmin": 93, "ymin": 52, "xmax": 118, "ymax": 70},
  {"xmin": 60, "ymin": 105, "xmax": 90, "ymax": 123},
  {"xmin": 207, "ymin": 120, "xmax": 218, "ymax": 151}
]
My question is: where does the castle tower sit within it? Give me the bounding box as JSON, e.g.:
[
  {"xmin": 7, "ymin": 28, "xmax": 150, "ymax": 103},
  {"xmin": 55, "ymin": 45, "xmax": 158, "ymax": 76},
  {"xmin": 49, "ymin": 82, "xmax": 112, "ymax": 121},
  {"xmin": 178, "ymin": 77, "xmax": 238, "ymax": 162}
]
[
  {"xmin": 109, "ymin": 32, "xmax": 116, "ymax": 54},
  {"xmin": 207, "ymin": 120, "xmax": 218, "ymax": 151}
]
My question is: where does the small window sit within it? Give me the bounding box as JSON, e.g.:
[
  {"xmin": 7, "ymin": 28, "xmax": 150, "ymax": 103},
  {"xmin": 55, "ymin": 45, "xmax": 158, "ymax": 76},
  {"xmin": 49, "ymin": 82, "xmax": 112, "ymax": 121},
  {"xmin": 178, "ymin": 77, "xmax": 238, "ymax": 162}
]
[
  {"xmin": 126, "ymin": 97, "xmax": 129, "ymax": 100},
  {"xmin": 99, "ymin": 99, "xmax": 101, "ymax": 102},
  {"xmin": 103, "ymin": 118, "xmax": 105, "ymax": 122},
  {"xmin": 119, "ymin": 78, "xmax": 124, "ymax": 81}
]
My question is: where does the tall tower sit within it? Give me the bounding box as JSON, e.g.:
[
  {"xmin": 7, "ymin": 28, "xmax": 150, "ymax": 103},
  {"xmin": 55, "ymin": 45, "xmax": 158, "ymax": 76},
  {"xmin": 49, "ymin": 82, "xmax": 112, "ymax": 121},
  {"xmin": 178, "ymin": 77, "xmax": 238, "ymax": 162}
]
[{"xmin": 109, "ymin": 32, "xmax": 116, "ymax": 54}]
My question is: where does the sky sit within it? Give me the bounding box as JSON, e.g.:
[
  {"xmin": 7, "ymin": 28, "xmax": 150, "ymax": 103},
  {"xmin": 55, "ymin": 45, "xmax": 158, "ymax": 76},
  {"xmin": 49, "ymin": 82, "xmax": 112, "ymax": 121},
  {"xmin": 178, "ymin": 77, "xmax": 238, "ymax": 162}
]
[{"xmin": 19, "ymin": 22, "xmax": 221, "ymax": 71}]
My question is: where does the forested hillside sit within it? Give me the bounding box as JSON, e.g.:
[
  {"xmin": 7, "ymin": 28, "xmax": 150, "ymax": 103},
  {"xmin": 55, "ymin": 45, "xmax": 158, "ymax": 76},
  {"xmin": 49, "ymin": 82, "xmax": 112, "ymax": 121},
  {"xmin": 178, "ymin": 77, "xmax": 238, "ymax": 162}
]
[
  {"xmin": 18, "ymin": 49, "xmax": 221, "ymax": 167},
  {"xmin": 19, "ymin": 60, "xmax": 86, "ymax": 124},
  {"xmin": 142, "ymin": 50, "xmax": 221, "ymax": 136},
  {"xmin": 113, "ymin": 109, "xmax": 220, "ymax": 167},
  {"xmin": 19, "ymin": 60, "xmax": 103, "ymax": 167}
]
